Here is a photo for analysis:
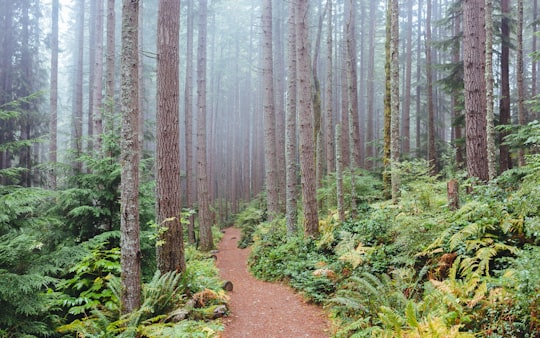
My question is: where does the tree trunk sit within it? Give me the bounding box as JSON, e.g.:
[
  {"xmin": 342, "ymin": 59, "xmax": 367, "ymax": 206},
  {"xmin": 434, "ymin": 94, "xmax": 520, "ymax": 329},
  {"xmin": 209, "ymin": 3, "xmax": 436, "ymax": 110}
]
[
  {"xmin": 324, "ymin": 0, "xmax": 334, "ymax": 174},
  {"xmin": 499, "ymin": 0, "xmax": 511, "ymax": 172},
  {"xmin": 345, "ymin": 0, "xmax": 361, "ymax": 168},
  {"xmin": 92, "ymin": 0, "xmax": 104, "ymax": 151},
  {"xmin": 72, "ymin": 0, "xmax": 84, "ymax": 174},
  {"xmin": 516, "ymin": 0, "xmax": 526, "ymax": 166},
  {"xmin": 383, "ymin": 0, "xmax": 392, "ymax": 199},
  {"xmin": 104, "ymin": 0, "xmax": 115, "ymax": 151},
  {"xmin": 296, "ymin": 0, "xmax": 319, "ymax": 237},
  {"xmin": 453, "ymin": 11, "xmax": 464, "ymax": 168},
  {"xmin": 366, "ymin": 0, "xmax": 376, "ymax": 170},
  {"xmin": 184, "ymin": 0, "xmax": 196, "ymax": 245},
  {"xmin": 48, "ymin": 0, "xmax": 58, "ymax": 189},
  {"xmin": 156, "ymin": 0, "xmax": 185, "ymax": 274},
  {"xmin": 426, "ymin": 0, "xmax": 437, "ymax": 174},
  {"xmin": 485, "ymin": 0, "xmax": 497, "ymax": 180},
  {"xmin": 335, "ymin": 124, "xmax": 345, "ymax": 222},
  {"xmin": 402, "ymin": 0, "xmax": 413, "ymax": 157},
  {"xmin": 390, "ymin": 0, "xmax": 400, "ymax": 203},
  {"xmin": 463, "ymin": 0, "xmax": 489, "ymax": 182},
  {"xmin": 197, "ymin": 0, "xmax": 214, "ymax": 252},
  {"xmin": 119, "ymin": 0, "xmax": 141, "ymax": 314},
  {"xmin": 285, "ymin": 1, "xmax": 298, "ymax": 236},
  {"xmin": 262, "ymin": 0, "xmax": 279, "ymax": 220}
]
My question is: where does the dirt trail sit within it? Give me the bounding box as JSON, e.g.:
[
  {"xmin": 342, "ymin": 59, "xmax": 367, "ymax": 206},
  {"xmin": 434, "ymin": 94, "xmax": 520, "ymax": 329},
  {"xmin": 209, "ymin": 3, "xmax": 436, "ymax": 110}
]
[{"xmin": 216, "ymin": 227, "xmax": 330, "ymax": 338}]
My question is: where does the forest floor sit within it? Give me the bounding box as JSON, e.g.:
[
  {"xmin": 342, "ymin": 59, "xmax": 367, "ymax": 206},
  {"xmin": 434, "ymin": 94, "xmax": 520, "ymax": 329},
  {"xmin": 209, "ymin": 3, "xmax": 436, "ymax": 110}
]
[{"xmin": 216, "ymin": 227, "xmax": 331, "ymax": 338}]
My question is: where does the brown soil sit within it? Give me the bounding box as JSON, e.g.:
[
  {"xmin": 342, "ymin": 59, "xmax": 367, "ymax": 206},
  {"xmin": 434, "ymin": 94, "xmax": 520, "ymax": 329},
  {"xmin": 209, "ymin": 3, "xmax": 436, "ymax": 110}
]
[{"xmin": 216, "ymin": 227, "xmax": 331, "ymax": 338}]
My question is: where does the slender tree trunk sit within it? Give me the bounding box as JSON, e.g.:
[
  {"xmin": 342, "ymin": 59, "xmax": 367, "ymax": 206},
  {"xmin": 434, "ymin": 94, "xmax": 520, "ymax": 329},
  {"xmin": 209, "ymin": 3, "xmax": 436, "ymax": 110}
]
[
  {"xmin": 499, "ymin": 0, "xmax": 511, "ymax": 171},
  {"xmin": 48, "ymin": 0, "xmax": 58, "ymax": 189},
  {"xmin": 93, "ymin": 0, "xmax": 104, "ymax": 151},
  {"xmin": 485, "ymin": 0, "xmax": 497, "ymax": 180},
  {"xmin": 463, "ymin": 0, "xmax": 489, "ymax": 181},
  {"xmin": 296, "ymin": 0, "xmax": 319, "ymax": 237},
  {"xmin": 366, "ymin": 0, "xmax": 376, "ymax": 169},
  {"xmin": 416, "ymin": 0, "xmax": 423, "ymax": 156},
  {"xmin": 274, "ymin": 2, "xmax": 287, "ymax": 211},
  {"xmin": 383, "ymin": 0, "xmax": 392, "ymax": 199},
  {"xmin": 390, "ymin": 0, "xmax": 400, "ymax": 203},
  {"xmin": 517, "ymin": 0, "xmax": 526, "ymax": 166},
  {"xmin": 197, "ymin": 0, "xmax": 213, "ymax": 251},
  {"xmin": 72, "ymin": 0, "xmax": 84, "ymax": 174},
  {"xmin": 533, "ymin": 0, "xmax": 538, "ymax": 104},
  {"xmin": 184, "ymin": 0, "xmax": 196, "ymax": 245},
  {"xmin": 345, "ymin": 0, "xmax": 361, "ymax": 168},
  {"xmin": 335, "ymin": 124, "xmax": 345, "ymax": 222},
  {"xmin": 402, "ymin": 0, "xmax": 413, "ymax": 157},
  {"xmin": 119, "ymin": 0, "xmax": 141, "ymax": 314},
  {"xmin": 262, "ymin": 0, "xmax": 279, "ymax": 220},
  {"xmin": 285, "ymin": 1, "xmax": 298, "ymax": 236},
  {"xmin": 324, "ymin": 0, "xmax": 334, "ymax": 174},
  {"xmin": 156, "ymin": 0, "xmax": 185, "ymax": 274},
  {"xmin": 104, "ymin": 0, "xmax": 115, "ymax": 146},
  {"xmin": 426, "ymin": 0, "xmax": 437, "ymax": 174},
  {"xmin": 87, "ymin": 0, "xmax": 96, "ymax": 153},
  {"xmin": 453, "ymin": 12, "xmax": 464, "ymax": 168}
]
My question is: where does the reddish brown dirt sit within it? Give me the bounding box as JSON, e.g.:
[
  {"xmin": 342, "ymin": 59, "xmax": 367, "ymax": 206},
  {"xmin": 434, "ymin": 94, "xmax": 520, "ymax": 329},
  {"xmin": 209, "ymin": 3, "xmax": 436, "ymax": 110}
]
[{"xmin": 216, "ymin": 227, "xmax": 331, "ymax": 338}]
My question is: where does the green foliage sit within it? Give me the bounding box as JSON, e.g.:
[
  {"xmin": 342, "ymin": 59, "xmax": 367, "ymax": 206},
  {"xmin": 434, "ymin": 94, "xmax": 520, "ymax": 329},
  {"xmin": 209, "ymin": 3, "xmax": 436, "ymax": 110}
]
[
  {"xmin": 235, "ymin": 206, "xmax": 265, "ymax": 248},
  {"xmin": 317, "ymin": 169, "xmax": 382, "ymax": 217},
  {"xmin": 56, "ymin": 244, "xmax": 226, "ymax": 337},
  {"xmin": 0, "ymin": 185, "xmax": 66, "ymax": 337}
]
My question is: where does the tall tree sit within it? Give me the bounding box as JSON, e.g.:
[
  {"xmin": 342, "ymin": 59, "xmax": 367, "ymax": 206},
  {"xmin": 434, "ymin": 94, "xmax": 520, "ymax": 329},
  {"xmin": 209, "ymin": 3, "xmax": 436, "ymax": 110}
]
[
  {"xmin": 92, "ymin": 0, "xmax": 104, "ymax": 150},
  {"xmin": 499, "ymin": 0, "xmax": 511, "ymax": 171},
  {"xmin": 402, "ymin": 0, "xmax": 413, "ymax": 157},
  {"xmin": 463, "ymin": 0, "xmax": 489, "ymax": 181},
  {"xmin": 452, "ymin": 10, "xmax": 464, "ymax": 168},
  {"xmin": 184, "ymin": 0, "xmax": 196, "ymax": 245},
  {"xmin": 197, "ymin": 0, "xmax": 214, "ymax": 251},
  {"xmin": 390, "ymin": 0, "xmax": 400, "ymax": 203},
  {"xmin": 324, "ymin": 0, "xmax": 334, "ymax": 174},
  {"xmin": 119, "ymin": 0, "xmax": 141, "ymax": 314},
  {"xmin": 426, "ymin": 0, "xmax": 437, "ymax": 173},
  {"xmin": 296, "ymin": 0, "xmax": 319, "ymax": 236},
  {"xmin": 383, "ymin": 0, "xmax": 392, "ymax": 199},
  {"xmin": 516, "ymin": 0, "xmax": 525, "ymax": 166},
  {"xmin": 485, "ymin": 0, "xmax": 497, "ymax": 180},
  {"xmin": 285, "ymin": 0, "xmax": 298, "ymax": 235},
  {"xmin": 262, "ymin": 0, "xmax": 279, "ymax": 220},
  {"xmin": 366, "ymin": 0, "xmax": 376, "ymax": 169},
  {"xmin": 104, "ymin": 0, "xmax": 115, "ymax": 139},
  {"xmin": 72, "ymin": 0, "xmax": 84, "ymax": 174},
  {"xmin": 345, "ymin": 0, "xmax": 361, "ymax": 168},
  {"xmin": 49, "ymin": 0, "xmax": 59, "ymax": 189},
  {"xmin": 156, "ymin": 0, "xmax": 185, "ymax": 273}
]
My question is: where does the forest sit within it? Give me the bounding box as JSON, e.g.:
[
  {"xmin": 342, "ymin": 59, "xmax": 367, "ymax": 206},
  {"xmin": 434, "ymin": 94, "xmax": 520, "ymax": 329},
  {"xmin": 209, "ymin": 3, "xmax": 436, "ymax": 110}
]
[{"xmin": 0, "ymin": 0, "xmax": 539, "ymax": 336}]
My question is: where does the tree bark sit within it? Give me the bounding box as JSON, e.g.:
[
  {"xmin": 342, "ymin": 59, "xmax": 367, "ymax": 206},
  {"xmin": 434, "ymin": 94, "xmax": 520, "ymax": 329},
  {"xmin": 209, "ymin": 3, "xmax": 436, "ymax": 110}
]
[
  {"xmin": 402, "ymin": 0, "xmax": 413, "ymax": 157},
  {"xmin": 485, "ymin": 0, "xmax": 497, "ymax": 180},
  {"xmin": 184, "ymin": 0, "xmax": 196, "ymax": 245},
  {"xmin": 92, "ymin": 0, "xmax": 104, "ymax": 151},
  {"xmin": 120, "ymin": 0, "xmax": 141, "ymax": 314},
  {"xmin": 390, "ymin": 0, "xmax": 400, "ymax": 203},
  {"xmin": 262, "ymin": 0, "xmax": 279, "ymax": 220},
  {"xmin": 383, "ymin": 0, "xmax": 392, "ymax": 199},
  {"xmin": 324, "ymin": 0, "xmax": 334, "ymax": 174},
  {"xmin": 72, "ymin": 0, "xmax": 84, "ymax": 174},
  {"xmin": 426, "ymin": 0, "xmax": 437, "ymax": 174},
  {"xmin": 48, "ymin": 0, "xmax": 58, "ymax": 189},
  {"xmin": 366, "ymin": 0, "xmax": 376, "ymax": 170},
  {"xmin": 499, "ymin": 0, "xmax": 511, "ymax": 172},
  {"xmin": 516, "ymin": 0, "xmax": 526, "ymax": 166},
  {"xmin": 156, "ymin": 0, "xmax": 185, "ymax": 274},
  {"xmin": 285, "ymin": 1, "xmax": 298, "ymax": 236},
  {"xmin": 197, "ymin": 0, "xmax": 214, "ymax": 251},
  {"xmin": 463, "ymin": 0, "xmax": 489, "ymax": 182},
  {"xmin": 104, "ymin": 0, "xmax": 115, "ymax": 150},
  {"xmin": 296, "ymin": 0, "xmax": 319, "ymax": 237}
]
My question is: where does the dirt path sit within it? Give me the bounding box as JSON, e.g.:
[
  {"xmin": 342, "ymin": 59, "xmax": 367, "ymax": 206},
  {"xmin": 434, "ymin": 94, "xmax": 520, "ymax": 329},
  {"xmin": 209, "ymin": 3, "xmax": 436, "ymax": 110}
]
[{"xmin": 216, "ymin": 227, "xmax": 331, "ymax": 338}]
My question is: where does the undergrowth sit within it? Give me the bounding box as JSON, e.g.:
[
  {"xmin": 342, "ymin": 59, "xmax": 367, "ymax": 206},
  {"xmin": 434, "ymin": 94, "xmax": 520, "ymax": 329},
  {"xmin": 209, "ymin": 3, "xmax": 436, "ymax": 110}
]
[{"xmin": 240, "ymin": 159, "xmax": 540, "ymax": 337}]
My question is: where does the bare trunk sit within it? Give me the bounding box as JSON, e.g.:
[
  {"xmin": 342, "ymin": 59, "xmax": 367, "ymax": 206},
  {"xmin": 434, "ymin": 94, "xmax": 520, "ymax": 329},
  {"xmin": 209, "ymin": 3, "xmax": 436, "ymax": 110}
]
[
  {"xmin": 517, "ymin": 0, "xmax": 526, "ymax": 166},
  {"xmin": 463, "ymin": 0, "xmax": 489, "ymax": 181},
  {"xmin": 156, "ymin": 0, "xmax": 185, "ymax": 274},
  {"xmin": 92, "ymin": 0, "xmax": 104, "ymax": 151},
  {"xmin": 197, "ymin": 0, "xmax": 214, "ymax": 251},
  {"xmin": 296, "ymin": 0, "xmax": 319, "ymax": 237},
  {"xmin": 390, "ymin": 0, "xmax": 400, "ymax": 203},
  {"xmin": 262, "ymin": 0, "xmax": 279, "ymax": 220},
  {"xmin": 119, "ymin": 0, "xmax": 141, "ymax": 314},
  {"xmin": 485, "ymin": 0, "xmax": 497, "ymax": 180},
  {"xmin": 48, "ymin": 0, "xmax": 58, "ymax": 189},
  {"xmin": 427, "ymin": 0, "xmax": 437, "ymax": 174},
  {"xmin": 499, "ymin": 0, "xmax": 512, "ymax": 171},
  {"xmin": 324, "ymin": 0, "xmax": 334, "ymax": 174}
]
